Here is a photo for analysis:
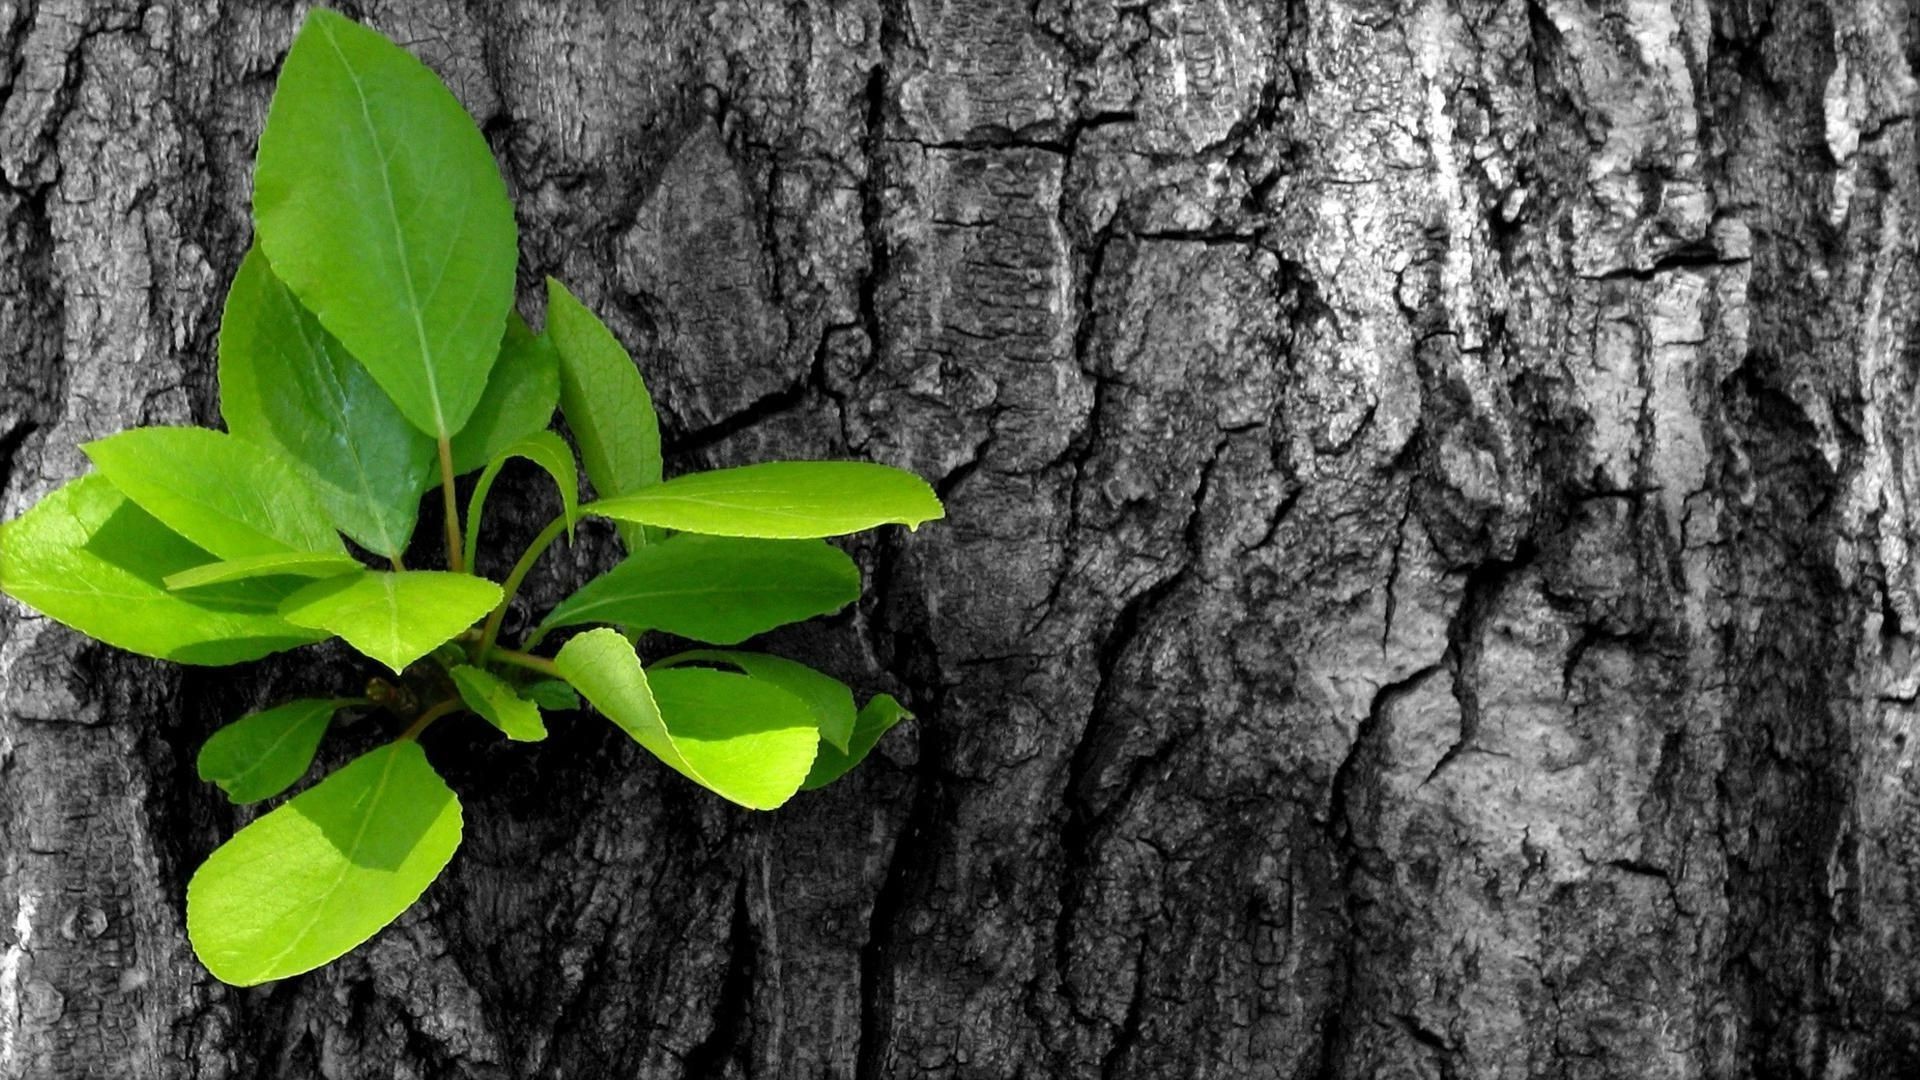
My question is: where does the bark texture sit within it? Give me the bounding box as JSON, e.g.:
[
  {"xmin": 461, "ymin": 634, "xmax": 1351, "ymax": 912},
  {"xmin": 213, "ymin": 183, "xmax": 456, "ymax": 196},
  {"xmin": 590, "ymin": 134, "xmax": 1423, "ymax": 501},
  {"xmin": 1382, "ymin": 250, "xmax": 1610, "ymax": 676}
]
[{"xmin": 2, "ymin": 0, "xmax": 1918, "ymax": 1077}]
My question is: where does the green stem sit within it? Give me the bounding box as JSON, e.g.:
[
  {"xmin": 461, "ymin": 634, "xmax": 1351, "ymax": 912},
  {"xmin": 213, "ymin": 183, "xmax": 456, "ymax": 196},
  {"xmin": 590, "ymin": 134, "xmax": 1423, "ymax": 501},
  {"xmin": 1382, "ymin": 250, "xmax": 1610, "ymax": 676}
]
[
  {"xmin": 490, "ymin": 647, "xmax": 561, "ymax": 678},
  {"xmin": 476, "ymin": 513, "xmax": 569, "ymax": 662},
  {"xmin": 399, "ymin": 697, "xmax": 463, "ymax": 742},
  {"xmin": 437, "ymin": 435, "xmax": 464, "ymax": 573}
]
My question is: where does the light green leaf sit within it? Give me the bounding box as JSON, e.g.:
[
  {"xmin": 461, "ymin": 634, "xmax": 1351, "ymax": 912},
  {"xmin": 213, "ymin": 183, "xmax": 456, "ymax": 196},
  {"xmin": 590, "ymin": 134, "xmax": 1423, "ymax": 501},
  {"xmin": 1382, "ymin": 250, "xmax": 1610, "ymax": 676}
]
[
  {"xmin": 518, "ymin": 680, "xmax": 580, "ymax": 711},
  {"xmin": 166, "ymin": 552, "xmax": 363, "ymax": 592},
  {"xmin": 450, "ymin": 665, "xmax": 547, "ymax": 741},
  {"xmin": 803, "ymin": 694, "xmax": 912, "ymax": 791},
  {"xmin": 197, "ymin": 698, "xmax": 347, "ymax": 804},
  {"xmin": 462, "ymin": 430, "xmax": 580, "ymax": 571},
  {"xmin": 0, "ymin": 475, "xmax": 326, "ymax": 665},
  {"xmin": 279, "ymin": 570, "xmax": 501, "ymax": 674},
  {"xmin": 547, "ymin": 278, "xmax": 661, "ymax": 549},
  {"xmin": 449, "ymin": 313, "xmax": 560, "ymax": 474},
  {"xmin": 186, "ymin": 741, "xmax": 462, "ymax": 986},
  {"xmin": 554, "ymin": 629, "xmax": 817, "ymax": 809},
  {"xmin": 585, "ymin": 461, "xmax": 944, "ymax": 539},
  {"xmin": 82, "ymin": 427, "xmax": 344, "ymax": 560},
  {"xmin": 218, "ymin": 246, "xmax": 437, "ymax": 559},
  {"xmin": 253, "ymin": 8, "xmax": 517, "ymax": 439},
  {"xmin": 658, "ymin": 650, "xmax": 856, "ymax": 751},
  {"xmin": 530, "ymin": 535, "xmax": 857, "ymax": 647}
]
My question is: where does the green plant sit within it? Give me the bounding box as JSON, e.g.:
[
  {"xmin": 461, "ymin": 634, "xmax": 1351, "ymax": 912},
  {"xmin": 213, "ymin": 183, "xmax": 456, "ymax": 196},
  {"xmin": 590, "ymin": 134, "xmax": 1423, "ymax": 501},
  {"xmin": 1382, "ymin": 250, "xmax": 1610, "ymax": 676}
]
[{"xmin": 0, "ymin": 8, "xmax": 941, "ymax": 988}]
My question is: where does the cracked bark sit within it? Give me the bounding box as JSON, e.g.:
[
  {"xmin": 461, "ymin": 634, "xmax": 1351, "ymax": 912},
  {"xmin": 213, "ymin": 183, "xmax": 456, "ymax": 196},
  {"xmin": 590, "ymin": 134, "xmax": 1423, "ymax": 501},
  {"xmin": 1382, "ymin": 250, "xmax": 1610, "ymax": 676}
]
[{"xmin": 2, "ymin": 0, "xmax": 1918, "ymax": 1077}]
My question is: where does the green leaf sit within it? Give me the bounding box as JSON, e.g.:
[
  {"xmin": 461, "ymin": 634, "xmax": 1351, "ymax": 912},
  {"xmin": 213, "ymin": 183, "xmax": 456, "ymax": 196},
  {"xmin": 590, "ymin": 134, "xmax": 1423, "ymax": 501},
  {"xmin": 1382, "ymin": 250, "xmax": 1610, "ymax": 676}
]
[
  {"xmin": 658, "ymin": 650, "xmax": 856, "ymax": 751},
  {"xmin": 450, "ymin": 665, "xmax": 547, "ymax": 741},
  {"xmin": 449, "ymin": 313, "xmax": 560, "ymax": 474},
  {"xmin": 462, "ymin": 430, "xmax": 580, "ymax": 571},
  {"xmin": 530, "ymin": 534, "xmax": 858, "ymax": 647},
  {"xmin": 547, "ymin": 278, "xmax": 661, "ymax": 549},
  {"xmin": 803, "ymin": 694, "xmax": 912, "ymax": 791},
  {"xmin": 518, "ymin": 680, "xmax": 580, "ymax": 711},
  {"xmin": 197, "ymin": 698, "xmax": 347, "ymax": 803},
  {"xmin": 253, "ymin": 8, "xmax": 517, "ymax": 439},
  {"xmin": 218, "ymin": 246, "xmax": 437, "ymax": 559},
  {"xmin": 165, "ymin": 552, "xmax": 363, "ymax": 591},
  {"xmin": 0, "ymin": 475, "xmax": 327, "ymax": 665},
  {"xmin": 279, "ymin": 570, "xmax": 502, "ymax": 674},
  {"xmin": 554, "ymin": 629, "xmax": 817, "ymax": 809},
  {"xmin": 186, "ymin": 741, "xmax": 463, "ymax": 986},
  {"xmin": 82, "ymin": 427, "xmax": 345, "ymax": 560},
  {"xmin": 585, "ymin": 461, "xmax": 944, "ymax": 539}
]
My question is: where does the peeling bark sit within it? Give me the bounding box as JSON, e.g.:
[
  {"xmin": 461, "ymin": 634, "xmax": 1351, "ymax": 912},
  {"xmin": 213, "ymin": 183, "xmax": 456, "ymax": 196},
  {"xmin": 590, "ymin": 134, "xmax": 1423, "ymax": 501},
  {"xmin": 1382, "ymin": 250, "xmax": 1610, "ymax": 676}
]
[{"xmin": 2, "ymin": 0, "xmax": 1918, "ymax": 1077}]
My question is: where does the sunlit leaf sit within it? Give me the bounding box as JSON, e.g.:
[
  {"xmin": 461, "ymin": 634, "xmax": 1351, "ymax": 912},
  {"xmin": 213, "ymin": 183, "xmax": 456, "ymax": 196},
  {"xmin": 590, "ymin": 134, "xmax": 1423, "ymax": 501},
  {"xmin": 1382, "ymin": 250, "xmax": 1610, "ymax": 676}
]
[
  {"xmin": 656, "ymin": 649, "xmax": 856, "ymax": 751},
  {"xmin": 547, "ymin": 278, "xmax": 661, "ymax": 549},
  {"xmin": 253, "ymin": 8, "xmax": 517, "ymax": 438},
  {"xmin": 0, "ymin": 475, "xmax": 325, "ymax": 665},
  {"xmin": 83, "ymin": 427, "xmax": 344, "ymax": 560},
  {"xmin": 279, "ymin": 570, "xmax": 501, "ymax": 674},
  {"xmin": 553, "ymin": 628, "xmax": 817, "ymax": 809},
  {"xmin": 451, "ymin": 665, "xmax": 547, "ymax": 742},
  {"xmin": 186, "ymin": 742, "xmax": 462, "ymax": 986},
  {"xmin": 585, "ymin": 461, "xmax": 943, "ymax": 539},
  {"xmin": 448, "ymin": 313, "xmax": 560, "ymax": 474}
]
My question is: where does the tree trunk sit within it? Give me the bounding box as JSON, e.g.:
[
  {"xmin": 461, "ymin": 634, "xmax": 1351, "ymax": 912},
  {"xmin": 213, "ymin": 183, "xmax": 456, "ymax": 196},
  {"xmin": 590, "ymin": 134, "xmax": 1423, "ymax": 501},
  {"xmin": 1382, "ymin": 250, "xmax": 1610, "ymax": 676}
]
[{"xmin": 3, "ymin": 0, "xmax": 1918, "ymax": 1076}]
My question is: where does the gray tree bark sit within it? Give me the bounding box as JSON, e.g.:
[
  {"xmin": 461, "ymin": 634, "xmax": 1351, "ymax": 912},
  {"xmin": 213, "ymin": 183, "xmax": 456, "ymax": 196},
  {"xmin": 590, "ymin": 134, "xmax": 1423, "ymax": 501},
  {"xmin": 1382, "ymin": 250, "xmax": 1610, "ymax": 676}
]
[{"xmin": 2, "ymin": 0, "xmax": 1918, "ymax": 1077}]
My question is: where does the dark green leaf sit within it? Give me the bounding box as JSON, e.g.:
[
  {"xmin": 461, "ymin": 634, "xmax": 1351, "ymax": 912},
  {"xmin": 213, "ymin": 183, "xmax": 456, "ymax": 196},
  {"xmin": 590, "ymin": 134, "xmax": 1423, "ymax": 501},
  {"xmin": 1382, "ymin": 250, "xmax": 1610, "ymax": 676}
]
[
  {"xmin": 218, "ymin": 246, "xmax": 436, "ymax": 559},
  {"xmin": 253, "ymin": 8, "xmax": 517, "ymax": 438},
  {"xmin": 0, "ymin": 475, "xmax": 326, "ymax": 665},
  {"xmin": 197, "ymin": 698, "xmax": 346, "ymax": 803},
  {"xmin": 449, "ymin": 313, "xmax": 560, "ymax": 474},
  {"xmin": 83, "ymin": 427, "xmax": 344, "ymax": 559},
  {"xmin": 585, "ymin": 461, "xmax": 944, "ymax": 539},
  {"xmin": 518, "ymin": 680, "xmax": 580, "ymax": 711},
  {"xmin": 186, "ymin": 742, "xmax": 463, "ymax": 985},
  {"xmin": 803, "ymin": 694, "xmax": 911, "ymax": 791},
  {"xmin": 530, "ymin": 534, "xmax": 858, "ymax": 646},
  {"xmin": 554, "ymin": 629, "xmax": 817, "ymax": 809}
]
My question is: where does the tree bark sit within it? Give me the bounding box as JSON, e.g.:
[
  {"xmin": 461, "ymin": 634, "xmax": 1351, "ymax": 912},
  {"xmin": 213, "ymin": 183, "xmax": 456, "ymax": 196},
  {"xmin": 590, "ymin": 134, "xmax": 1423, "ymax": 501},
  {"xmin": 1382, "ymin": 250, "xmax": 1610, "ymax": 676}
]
[{"xmin": 3, "ymin": 0, "xmax": 1918, "ymax": 1076}]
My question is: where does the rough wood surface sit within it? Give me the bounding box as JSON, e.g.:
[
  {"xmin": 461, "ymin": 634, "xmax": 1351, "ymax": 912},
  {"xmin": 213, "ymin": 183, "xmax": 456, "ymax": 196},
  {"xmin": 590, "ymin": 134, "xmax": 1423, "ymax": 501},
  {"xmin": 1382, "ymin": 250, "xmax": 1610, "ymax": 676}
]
[{"xmin": 2, "ymin": 0, "xmax": 1918, "ymax": 1076}]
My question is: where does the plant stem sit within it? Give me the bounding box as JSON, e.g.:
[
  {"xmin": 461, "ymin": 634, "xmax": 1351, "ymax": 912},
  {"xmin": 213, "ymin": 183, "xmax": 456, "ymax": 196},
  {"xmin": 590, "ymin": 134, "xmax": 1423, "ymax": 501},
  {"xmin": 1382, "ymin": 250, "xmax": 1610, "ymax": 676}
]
[
  {"xmin": 399, "ymin": 697, "xmax": 463, "ymax": 742},
  {"xmin": 437, "ymin": 435, "xmax": 464, "ymax": 573},
  {"xmin": 476, "ymin": 513, "xmax": 569, "ymax": 662},
  {"xmin": 490, "ymin": 647, "xmax": 561, "ymax": 678}
]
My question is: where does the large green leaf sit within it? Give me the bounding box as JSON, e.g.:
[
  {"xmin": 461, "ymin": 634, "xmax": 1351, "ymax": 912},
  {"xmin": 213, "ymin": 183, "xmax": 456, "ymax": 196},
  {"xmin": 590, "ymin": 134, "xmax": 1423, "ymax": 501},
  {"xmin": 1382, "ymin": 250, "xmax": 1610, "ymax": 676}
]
[
  {"xmin": 197, "ymin": 698, "xmax": 346, "ymax": 804},
  {"xmin": 462, "ymin": 430, "xmax": 579, "ymax": 571},
  {"xmin": 218, "ymin": 247, "xmax": 436, "ymax": 559},
  {"xmin": 449, "ymin": 313, "xmax": 560, "ymax": 474},
  {"xmin": 803, "ymin": 694, "xmax": 911, "ymax": 791},
  {"xmin": 82, "ymin": 427, "xmax": 344, "ymax": 560},
  {"xmin": 253, "ymin": 8, "xmax": 517, "ymax": 439},
  {"xmin": 450, "ymin": 665, "xmax": 547, "ymax": 742},
  {"xmin": 0, "ymin": 475, "xmax": 326, "ymax": 665},
  {"xmin": 585, "ymin": 462, "xmax": 944, "ymax": 539},
  {"xmin": 186, "ymin": 741, "xmax": 462, "ymax": 986},
  {"xmin": 530, "ymin": 535, "xmax": 857, "ymax": 647},
  {"xmin": 658, "ymin": 650, "xmax": 856, "ymax": 751},
  {"xmin": 547, "ymin": 278, "xmax": 660, "ymax": 548},
  {"xmin": 279, "ymin": 570, "xmax": 501, "ymax": 673},
  {"xmin": 165, "ymin": 552, "xmax": 363, "ymax": 592},
  {"xmin": 554, "ymin": 629, "xmax": 817, "ymax": 809}
]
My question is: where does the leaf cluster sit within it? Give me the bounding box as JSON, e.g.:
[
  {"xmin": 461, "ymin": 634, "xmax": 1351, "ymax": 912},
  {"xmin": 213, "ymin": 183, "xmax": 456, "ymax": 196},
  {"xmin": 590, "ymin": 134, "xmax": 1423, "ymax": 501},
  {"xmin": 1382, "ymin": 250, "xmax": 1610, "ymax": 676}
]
[{"xmin": 0, "ymin": 9, "xmax": 940, "ymax": 987}]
